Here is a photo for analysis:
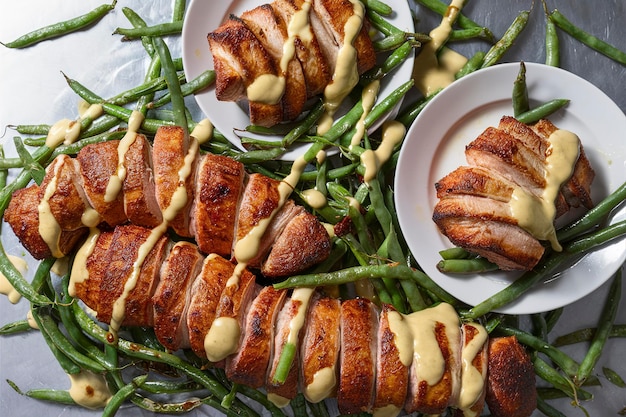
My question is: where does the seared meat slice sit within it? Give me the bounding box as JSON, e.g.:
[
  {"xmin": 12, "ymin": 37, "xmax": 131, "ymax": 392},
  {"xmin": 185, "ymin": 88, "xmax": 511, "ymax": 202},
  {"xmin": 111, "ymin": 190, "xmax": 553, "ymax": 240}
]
[
  {"xmin": 499, "ymin": 116, "xmax": 591, "ymax": 214},
  {"xmin": 301, "ymin": 296, "xmax": 341, "ymax": 403},
  {"xmin": 485, "ymin": 336, "xmax": 536, "ymax": 417},
  {"xmin": 436, "ymin": 166, "xmax": 516, "ymax": 203},
  {"xmin": 452, "ymin": 323, "xmax": 489, "ymax": 416},
  {"xmin": 266, "ymin": 288, "xmax": 317, "ymax": 405},
  {"xmin": 337, "ymin": 297, "xmax": 378, "ymax": 414},
  {"xmin": 153, "ymin": 126, "xmax": 197, "ymax": 238},
  {"xmin": 70, "ymin": 229, "xmax": 114, "ymax": 312},
  {"xmin": 152, "ymin": 241, "xmax": 204, "ymax": 351},
  {"xmin": 4, "ymin": 185, "xmax": 87, "ymax": 260},
  {"xmin": 405, "ymin": 303, "xmax": 461, "ymax": 415},
  {"xmin": 373, "ymin": 304, "xmax": 409, "ymax": 417},
  {"xmin": 208, "ymin": 16, "xmax": 283, "ymax": 127},
  {"xmin": 234, "ymin": 174, "xmax": 305, "ymax": 268},
  {"xmin": 531, "ymin": 118, "xmax": 594, "ymax": 209},
  {"xmin": 434, "ymin": 215, "xmax": 545, "ymax": 270},
  {"xmin": 498, "ymin": 115, "xmax": 549, "ymax": 157},
  {"xmin": 204, "ymin": 266, "xmax": 259, "ymax": 363},
  {"xmin": 39, "ymin": 154, "xmax": 94, "ymax": 231},
  {"xmin": 186, "ymin": 255, "xmax": 234, "ymax": 358},
  {"xmin": 311, "ymin": 0, "xmax": 376, "ymax": 74},
  {"xmin": 96, "ymin": 225, "xmax": 170, "ymax": 328},
  {"xmin": 190, "ymin": 154, "xmax": 245, "ymax": 256},
  {"xmin": 241, "ymin": 4, "xmax": 307, "ymax": 120},
  {"xmin": 262, "ymin": 209, "xmax": 332, "ymax": 277},
  {"xmin": 465, "ymin": 127, "xmax": 547, "ymax": 196},
  {"xmin": 76, "ymin": 140, "xmax": 128, "ymax": 227},
  {"xmin": 272, "ymin": 0, "xmax": 332, "ymax": 96},
  {"xmin": 227, "ymin": 285, "xmax": 287, "ymax": 388},
  {"xmin": 122, "ymin": 134, "xmax": 163, "ymax": 229}
]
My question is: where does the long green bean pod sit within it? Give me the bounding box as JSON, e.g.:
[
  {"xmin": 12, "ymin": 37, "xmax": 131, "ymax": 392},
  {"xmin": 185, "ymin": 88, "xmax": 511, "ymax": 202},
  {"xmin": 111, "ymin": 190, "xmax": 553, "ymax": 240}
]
[
  {"xmin": 549, "ymin": 9, "xmax": 626, "ymax": 65},
  {"xmin": 576, "ymin": 270, "xmax": 622, "ymax": 384},
  {"xmin": 481, "ymin": 10, "xmax": 530, "ymax": 68},
  {"xmin": 1, "ymin": 1, "xmax": 117, "ymax": 49}
]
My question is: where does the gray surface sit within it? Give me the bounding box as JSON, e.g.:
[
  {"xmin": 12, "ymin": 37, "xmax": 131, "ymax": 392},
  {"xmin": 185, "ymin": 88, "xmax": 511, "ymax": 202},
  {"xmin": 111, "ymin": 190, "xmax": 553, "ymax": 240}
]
[{"xmin": 0, "ymin": 1, "xmax": 625, "ymax": 416}]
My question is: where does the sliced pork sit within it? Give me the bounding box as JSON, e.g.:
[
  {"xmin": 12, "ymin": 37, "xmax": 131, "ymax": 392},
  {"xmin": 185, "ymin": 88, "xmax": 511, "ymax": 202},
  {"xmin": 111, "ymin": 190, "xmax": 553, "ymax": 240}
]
[
  {"xmin": 4, "ymin": 126, "xmax": 332, "ymax": 278},
  {"xmin": 434, "ymin": 116, "xmax": 595, "ymax": 271},
  {"xmin": 207, "ymin": 0, "xmax": 376, "ymax": 127}
]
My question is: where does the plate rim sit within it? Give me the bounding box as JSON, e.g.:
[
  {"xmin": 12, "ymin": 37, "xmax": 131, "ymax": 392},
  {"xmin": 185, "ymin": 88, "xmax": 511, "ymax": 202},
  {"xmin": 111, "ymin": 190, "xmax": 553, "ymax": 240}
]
[{"xmin": 394, "ymin": 61, "xmax": 626, "ymax": 314}]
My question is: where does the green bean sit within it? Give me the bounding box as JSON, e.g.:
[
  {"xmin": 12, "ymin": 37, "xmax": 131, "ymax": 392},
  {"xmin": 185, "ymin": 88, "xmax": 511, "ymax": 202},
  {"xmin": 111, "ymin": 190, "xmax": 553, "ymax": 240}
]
[
  {"xmin": 35, "ymin": 307, "xmax": 107, "ymax": 374},
  {"xmin": 173, "ymin": 0, "xmax": 187, "ymax": 22},
  {"xmin": 51, "ymin": 130, "xmax": 126, "ymax": 159},
  {"xmin": 153, "ymin": 36, "xmax": 188, "ymax": 134},
  {"xmin": 549, "ymin": 9, "xmax": 626, "ymax": 65},
  {"xmin": 106, "ymin": 72, "xmax": 182, "ymax": 107},
  {"xmin": 362, "ymin": 42, "xmax": 416, "ymax": 82},
  {"xmin": 369, "ymin": 79, "xmax": 414, "ymax": 128},
  {"xmin": 0, "ymin": 241, "xmax": 51, "ymax": 306},
  {"xmin": 71, "ymin": 304, "xmax": 255, "ymax": 416},
  {"xmin": 438, "ymin": 247, "xmax": 473, "ymax": 260},
  {"xmin": 557, "ymin": 181, "xmax": 626, "ymax": 242},
  {"xmin": 396, "ymin": 89, "xmax": 440, "ymax": 128},
  {"xmin": 414, "ymin": 0, "xmax": 495, "ymax": 42},
  {"xmin": 576, "ymin": 271, "xmax": 621, "ymax": 385},
  {"xmin": 103, "ymin": 375, "xmax": 148, "ymax": 417},
  {"xmin": 121, "ymin": 7, "xmax": 156, "ymax": 56},
  {"xmin": 366, "ymin": 9, "xmax": 402, "ymax": 36},
  {"xmin": 149, "ymin": 70, "xmax": 216, "ymax": 108},
  {"xmin": 10, "ymin": 124, "xmax": 51, "ymax": 136},
  {"xmin": 1, "ymin": 1, "xmax": 117, "ymax": 49},
  {"xmin": 362, "ymin": 0, "xmax": 393, "ymax": 16},
  {"xmin": 455, "ymin": 51, "xmax": 485, "ymax": 79},
  {"xmin": 436, "ymin": 258, "xmax": 499, "ymax": 274},
  {"xmin": 512, "ymin": 62, "xmax": 529, "ymax": 117},
  {"xmin": 603, "ymin": 367, "xmax": 626, "ymax": 388},
  {"xmin": 544, "ymin": 4, "xmax": 560, "ymax": 67},
  {"xmin": 544, "ymin": 307, "xmax": 563, "ymax": 333},
  {"xmin": 536, "ymin": 395, "xmax": 568, "ymax": 417},
  {"xmin": 554, "ymin": 324, "xmax": 626, "ymax": 346},
  {"xmin": 114, "ymin": 21, "xmax": 183, "ymax": 39},
  {"xmin": 25, "ymin": 388, "xmax": 77, "ymax": 405},
  {"xmin": 374, "ymin": 32, "xmax": 424, "ymax": 52},
  {"xmin": 448, "ymin": 27, "xmax": 494, "ymax": 43},
  {"xmin": 515, "ymin": 98, "xmax": 570, "ymax": 124},
  {"xmin": 465, "ymin": 219, "xmax": 626, "ymax": 318},
  {"xmin": 533, "ymin": 356, "xmax": 592, "ymax": 401},
  {"xmin": 130, "ymin": 395, "xmax": 208, "ymax": 414},
  {"xmin": 0, "ymin": 319, "xmax": 32, "ymax": 335},
  {"xmin": 275, "ymin": 263, "xmax": 457, "ymax": 306},
  {"xmin": 29, "ymin": 307, "xmax": 81, "ymax": 375},
  {"xmin": 14, "ymin": 136, "xmax": 45, "ymax": 185},
  {"xmin": 481, "ymin": 10, "xmax": 530, "ymax": 68}
]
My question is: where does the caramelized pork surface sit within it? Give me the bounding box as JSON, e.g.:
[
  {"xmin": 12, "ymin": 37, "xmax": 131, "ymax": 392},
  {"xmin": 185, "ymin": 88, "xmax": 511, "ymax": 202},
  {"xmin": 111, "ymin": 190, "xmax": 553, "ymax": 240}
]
[
  {"xmin": 207, "ymin": 0, "xmax": 376, "ymax": 126},
  {"xmin": 434, "ymin": 116, "xmax": 595, "ymax": 270},
  {"xmin": 4, "ymin": 126, "xmax": 331, "ymax": 278}
]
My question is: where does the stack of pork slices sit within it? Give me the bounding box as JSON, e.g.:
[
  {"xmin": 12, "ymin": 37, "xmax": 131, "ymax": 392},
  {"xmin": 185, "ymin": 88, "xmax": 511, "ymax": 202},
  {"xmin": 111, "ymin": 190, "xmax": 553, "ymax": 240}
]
[{"xmin": 433, "ymin": 116, "xmax": 595, "ymax": 270}]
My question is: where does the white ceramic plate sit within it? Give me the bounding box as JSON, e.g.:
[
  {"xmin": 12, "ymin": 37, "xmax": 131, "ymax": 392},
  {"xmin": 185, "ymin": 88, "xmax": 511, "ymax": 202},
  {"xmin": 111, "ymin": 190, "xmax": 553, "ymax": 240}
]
[
  {"xmin": 182, "ymin": 0, "xmax": 415, "ymax": 160},
  {"xmin": 395, "ymin": 62, "xmax": 626, "ymax": 315}
]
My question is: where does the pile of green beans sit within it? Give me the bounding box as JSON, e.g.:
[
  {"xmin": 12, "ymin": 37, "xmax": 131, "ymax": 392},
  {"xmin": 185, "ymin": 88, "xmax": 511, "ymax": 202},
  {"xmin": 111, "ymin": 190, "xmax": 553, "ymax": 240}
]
[{"xmin": 1, "ymin": 1, "xmax": 626, "ymax": 417}]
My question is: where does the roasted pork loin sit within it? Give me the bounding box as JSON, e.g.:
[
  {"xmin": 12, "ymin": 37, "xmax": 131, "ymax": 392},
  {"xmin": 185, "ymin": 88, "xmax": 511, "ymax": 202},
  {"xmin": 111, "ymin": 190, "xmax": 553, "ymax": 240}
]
[
  {"xmin": 67, "ymin": 232, "xmax": 535, "ymax": 417},
  {"xmin": 207, "ymin": 0, "xmax": 377, "ymax": 126},
  {"xmin": 434, "ymin": 116, "xmax": 594, "ymax": 270},
  {"xmin": 4, "ymin": 126, "xmax": 331, "ymax": 278}
]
